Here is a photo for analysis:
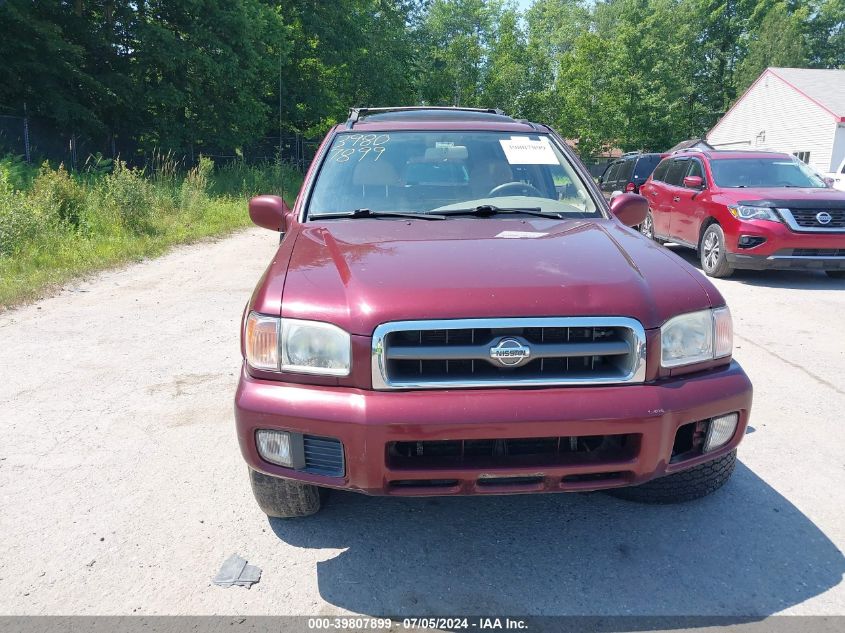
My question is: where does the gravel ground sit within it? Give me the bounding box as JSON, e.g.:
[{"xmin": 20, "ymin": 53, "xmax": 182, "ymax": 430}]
[{"xmin": 0, "ymin": 228, "xmax": 843, "ymax": 617}]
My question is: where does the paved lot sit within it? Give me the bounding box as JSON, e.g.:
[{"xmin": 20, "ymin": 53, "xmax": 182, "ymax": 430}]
[{"xmin": 1, "ymin": 228, "xmax": 843, "ymax": 617}]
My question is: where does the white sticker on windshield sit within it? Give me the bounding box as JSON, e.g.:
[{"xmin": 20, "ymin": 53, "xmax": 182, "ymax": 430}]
[
  {"xmin": 495, "ymin": 230, "xmax": 548, "ymax": 239},
  {"xmin": 499, "ymin": 137, "xmax": 558, "ymax": 165}
]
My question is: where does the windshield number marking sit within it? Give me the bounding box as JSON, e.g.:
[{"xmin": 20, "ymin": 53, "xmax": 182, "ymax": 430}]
[
  {"xmin": 329, "ymin": 145, "xmax": 386, "ymax": 163},
  {"xmin": 335, "ymin": 134, "xmax": 390, "ymax": 148}
]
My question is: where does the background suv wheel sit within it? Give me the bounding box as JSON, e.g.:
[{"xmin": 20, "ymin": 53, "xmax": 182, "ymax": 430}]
[
  {"xmin": 639, "ymin": 211, "xmax": 665, "ymax": 244},
  {"xmin": 700, "ymin": 224, "xmax": 734, "ymax": 278}
]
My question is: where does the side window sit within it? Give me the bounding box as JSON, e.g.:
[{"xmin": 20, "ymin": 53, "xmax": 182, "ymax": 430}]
[
  {"xmin": 652, "ymin": 159, "xmax": 671, "ymax": 182},
  {"xmin": 633, "ymin": 155, "xmax": 660, "ymax": 181},
  {"xmin": 603, "ymin": 162, "xmax": 621, "ymax": 185},
  {"xmin": 617, "ymin": 159, "xmax": 635, "ymax": 184},
  {"xmin": 686, "ymin": 160, "xmax": 705, "ymax": 186},
  {"xmin": 664, "ymin": 159, "xmax": 691, "ymax": 186}
]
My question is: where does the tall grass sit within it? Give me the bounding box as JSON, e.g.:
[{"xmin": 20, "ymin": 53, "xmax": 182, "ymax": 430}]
[{"xmin": 0, "ymin": 155, "xmax": 301, "ymax": 307}]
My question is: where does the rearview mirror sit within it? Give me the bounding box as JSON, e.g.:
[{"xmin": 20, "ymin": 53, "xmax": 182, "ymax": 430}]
[
  {"xmin": 609, "ymin": 193, "xmax": 648, "ymax": 227},
  {"xmin": 683, "ymin": 175, "xmax": 704, "ymax": 189},
  {"xmin": 249, "ymin": 195, "xmax": 290, "ymax": 232}
]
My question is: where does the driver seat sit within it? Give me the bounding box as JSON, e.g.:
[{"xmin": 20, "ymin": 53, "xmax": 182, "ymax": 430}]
[{"xmin": 469, "ymin": 160, "xmax": 513, "ymax": 198}]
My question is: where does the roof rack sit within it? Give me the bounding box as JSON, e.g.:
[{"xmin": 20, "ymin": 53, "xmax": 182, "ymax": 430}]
[
  {"xmin": 516, "ymin": 118, "xmax": 542, "ymax": 131},
  {"xmin": 346, "ymin": 106, "xmax": 507, "ymax": 129},
  {"xmin": 671, "ymin": 147, "xmax": 709, "ymax": 155}
]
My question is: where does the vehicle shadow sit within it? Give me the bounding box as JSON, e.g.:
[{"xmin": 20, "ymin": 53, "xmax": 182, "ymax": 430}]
[
  {"xmin": 663, "ymin": 244, "xmax": 845, "ymax": 290},
  {"xmin": 268, "ymin": 461, "xmax": 844, "ymax": 619}
]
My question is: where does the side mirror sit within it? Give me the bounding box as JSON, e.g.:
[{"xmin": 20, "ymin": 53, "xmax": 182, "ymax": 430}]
[
  {"xmin": 249, "ymin": 195, "xmax": 290, "ymax": 232},
  {"xmin": 610, "ymin": 193, "xmax": 648, "ymax": 227},
  {"xmin": 683, "ymin": 175, "xmax": 704, "ymax": 189}
]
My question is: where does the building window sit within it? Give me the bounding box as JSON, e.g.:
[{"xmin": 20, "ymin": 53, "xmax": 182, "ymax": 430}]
[{"xmin": 793, "ymin": 151, "xmax": 811, "ymax": 163}]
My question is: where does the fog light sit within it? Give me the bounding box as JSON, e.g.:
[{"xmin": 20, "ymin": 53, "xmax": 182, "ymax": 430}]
[
  {"xmin": 703, "ymin": 413, "xmax": 739, "ymax": 452},
  {"xmin": 256, "ymin": 429, "xmax": 293, "ymax": 467},
  {"xmin": 738, "ymin": 235, "xmax": 766, "ymax": 249}
]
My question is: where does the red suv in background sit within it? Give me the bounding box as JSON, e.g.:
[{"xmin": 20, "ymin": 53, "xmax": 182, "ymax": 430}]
[{"xmin": 639, "ymin": 149, "xmax": 845, "ymax": 278}]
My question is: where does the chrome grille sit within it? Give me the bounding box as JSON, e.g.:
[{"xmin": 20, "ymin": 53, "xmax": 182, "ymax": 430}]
[
  {"xmin": 371, "ymin": 317, "xmax": 646, "ymax": 389},
  {"xmin": 780, "ymin": 208, "xmax": 845, "ymax": 231}
]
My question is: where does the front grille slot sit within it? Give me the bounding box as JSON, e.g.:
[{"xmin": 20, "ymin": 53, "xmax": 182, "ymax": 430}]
[
  {"xmin": 302, "ymin": 435, "xmax": 345, "ymax": 477},
  {"xmin": 477, "ymin": 475, "xmax": 544, "ymax": 487},
  {"xmin": 790, "ymin": 248, "xmax": 845, "ymax": 257},
  {"xmin": 562, "ymin": 471, "xmax": 626, "ymax": 484},
  {"xmin": 373, "ymin": 318, "xmax": 645, "ymax": 389},
  {"xmin": 388, "ymin": 434, "xmax": 639, "ymax": 469}
]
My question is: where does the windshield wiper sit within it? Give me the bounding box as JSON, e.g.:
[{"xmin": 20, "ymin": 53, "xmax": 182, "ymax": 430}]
[
  {"xmin": 431, "ymin": 204, "xmax": 565, "ymax": 219},
  {"xmin": 314, "ymin": 208, "xmax": 445, "ymax": 220}
]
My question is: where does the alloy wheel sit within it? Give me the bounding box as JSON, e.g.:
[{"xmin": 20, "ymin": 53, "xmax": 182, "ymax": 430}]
[
  {"xmin": 641, "ymin": 214, "xmax": 654, "ymax": 239},
  {"xmin": 703, "ymin": 231, "xmax": 720, "ymax": 270}
]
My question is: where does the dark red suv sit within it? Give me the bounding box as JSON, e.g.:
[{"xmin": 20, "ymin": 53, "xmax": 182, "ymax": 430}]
[
  {"xmin": 235, "ymin": 107, "xmax": 751, "ymax": 518},
  {"xmin": 640, "ymin": 149, "xmax": 845, "ymax": 278}
]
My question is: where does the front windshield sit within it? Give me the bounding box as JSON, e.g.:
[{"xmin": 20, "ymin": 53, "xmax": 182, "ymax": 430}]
[
  {"xmin": 709, "ymin": 157, "xmax": 826, "ymax": 188},
  {"xmin": 306, "ymin": 131, "xmax": 599, "ymax": 217}
]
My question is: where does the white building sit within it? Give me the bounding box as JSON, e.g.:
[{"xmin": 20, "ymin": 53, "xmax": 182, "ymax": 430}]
[{"xmin": 707, "ymin": 67, "xmax": 845, "ymax": 175}]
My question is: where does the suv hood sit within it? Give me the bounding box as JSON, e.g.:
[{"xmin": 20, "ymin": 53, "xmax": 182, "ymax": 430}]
[
  {"xmin": 715, "ymin": 187, "xmax": 845, "ymax": 207},
  {"xmin": 278, "ymin": 218, "xmax": 718, "ymax": 334}
]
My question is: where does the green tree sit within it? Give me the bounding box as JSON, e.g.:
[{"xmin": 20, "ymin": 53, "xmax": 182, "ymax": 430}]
[
  {"xmin": 806, "ymin": 0, "xmax": 845, "ymax": 67},
  {"xmin": 481, "ymin": 6, "xmax": 530, "ymax": 114},
  {"xmin": 552, "ymin": 33, "xmax": 627, "ymax": 157},
  {"xmin": 735, "ymin": 2, "xmax": 809, "ymax": 92},
  {"xmin": 132, "ymin": 0, "xmax": 285, "ymax": 152},
  {"xmin": 0, "ymin": 1, "xmax": 106, "ymax": 135},
  {"xmin": 417, "ymin": 0, "xmax": 502, "ymax": 106}
]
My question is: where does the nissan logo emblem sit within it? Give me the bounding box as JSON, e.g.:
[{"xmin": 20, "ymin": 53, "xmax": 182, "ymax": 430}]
[
  {"xmin": 489, "ymin": 338, "xmax": 531, "ymax": 367},
  {"xmin": 816, "ymin": 211, "xmax": 833, "ymax": 225}
]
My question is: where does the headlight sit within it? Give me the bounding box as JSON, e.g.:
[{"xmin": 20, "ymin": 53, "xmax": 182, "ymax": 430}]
[
  {"xmin": 244, "ymin": 312, "xmax": 351, "ymax": 376},
  {"xmin": 281, "ymin": 318, "xmax": 351, "ymax": 375},
  {"xmin": 661, "ymin": 307, "xmax": 733, "ymax": 368},
  {"xmin": 728, "ymin": 205, "xmax": 780, "ymax": 222}
]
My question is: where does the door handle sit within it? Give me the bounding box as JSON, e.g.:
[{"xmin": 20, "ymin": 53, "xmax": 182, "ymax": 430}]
[{"xmin": 672, "ymin": 196, "xmax": 680, "ymax": 202}]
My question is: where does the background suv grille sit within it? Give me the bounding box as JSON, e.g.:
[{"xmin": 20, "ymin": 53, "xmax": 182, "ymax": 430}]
[
  {"xmin": 783, "ymin": 208, "xmax": 845, "ymax": 230},
  {"xmin": 372, "ymin": 317, "xmax": 646, "ymax": 389},
  {"xmin": 790, "ymin": 248, "xmax": 845, "ymax": 257}
]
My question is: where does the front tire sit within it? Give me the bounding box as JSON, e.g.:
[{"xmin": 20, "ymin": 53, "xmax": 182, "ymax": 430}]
[
  {"xmin": 249, "ymin": 468, "xmax": 322, "ymax": 518},
  {"xmin": 608, "ymin": 449, "xmax": 737, "ymax": 503},
  {"xmin": 826, "ymin": 270, "xmax": 845, "ymax": 279},
  {"xmin": 700, "ymin": 224, "xmax": 734, "ymax": 278}
]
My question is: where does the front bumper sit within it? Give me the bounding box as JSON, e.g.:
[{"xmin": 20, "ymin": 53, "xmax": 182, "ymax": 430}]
[
  {"xmin": 724, "ymin": 219, "xmax": 845, "ymax": 270},
  {"xmin": 235, "ymin": 361, "xmax": 752, "ymax": 496},
  {"xmin": 727, "ymin": 250, "xmax": 845, "ymax": 271}
]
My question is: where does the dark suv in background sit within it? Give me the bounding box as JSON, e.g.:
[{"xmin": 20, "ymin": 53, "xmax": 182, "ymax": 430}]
[{"xmin": 598, "ymin": 152, "xmax": 665, "ymax": 201}]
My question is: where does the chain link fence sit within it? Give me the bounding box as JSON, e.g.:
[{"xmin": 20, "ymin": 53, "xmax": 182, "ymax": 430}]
[{"xmin": 0, "ymin": 112, "xmax": 318, "ymax": 172}]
